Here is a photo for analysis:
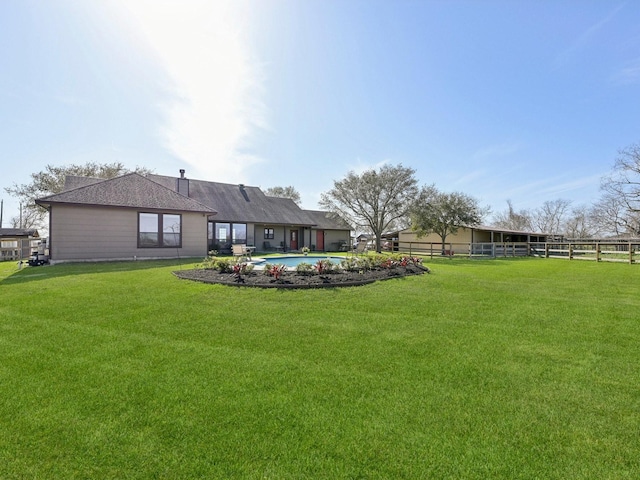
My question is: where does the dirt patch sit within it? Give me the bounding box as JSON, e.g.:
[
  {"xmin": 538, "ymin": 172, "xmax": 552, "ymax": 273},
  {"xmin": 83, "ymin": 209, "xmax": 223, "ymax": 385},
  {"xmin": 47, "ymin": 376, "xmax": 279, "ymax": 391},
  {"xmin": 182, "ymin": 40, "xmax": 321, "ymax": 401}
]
[{"xmin": 173, "ymin": 264, "xmax": 429, "ymax": 289}]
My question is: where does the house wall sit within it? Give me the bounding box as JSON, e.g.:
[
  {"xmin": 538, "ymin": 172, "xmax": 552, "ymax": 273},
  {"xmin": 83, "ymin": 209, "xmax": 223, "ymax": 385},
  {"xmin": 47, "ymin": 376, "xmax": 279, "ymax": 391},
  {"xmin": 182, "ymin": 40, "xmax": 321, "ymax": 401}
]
[
  {"xmin": 49, "ymin": 204, "xmax": 208, "ymax": 263},
  {"xmin": 323, "ymin": 230, "xmax": 350, "ymax": 251},
  {"xmin": 254, "ymin": 225, "xmax": 287, "ymax": 250},
  {"xmin": 399, "ymin": 227, "xmax": 475, "ymax": 244}
]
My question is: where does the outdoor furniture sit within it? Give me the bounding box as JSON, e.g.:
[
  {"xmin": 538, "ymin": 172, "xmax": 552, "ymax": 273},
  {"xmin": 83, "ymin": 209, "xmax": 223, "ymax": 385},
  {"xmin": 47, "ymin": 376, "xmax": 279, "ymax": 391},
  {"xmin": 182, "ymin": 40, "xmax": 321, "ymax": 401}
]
[
  {"xmin": 352, "ymin": 242, "xmax": 368, "ymax": 254},
  {"xmin": 232, "ymin": 244, "xmax": 252, "ymax": 261}
]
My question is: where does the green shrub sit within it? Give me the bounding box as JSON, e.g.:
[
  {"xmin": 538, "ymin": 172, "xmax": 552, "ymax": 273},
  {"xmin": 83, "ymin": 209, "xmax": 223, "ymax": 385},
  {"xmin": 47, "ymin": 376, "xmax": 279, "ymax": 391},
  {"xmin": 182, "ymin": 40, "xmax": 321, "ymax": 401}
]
[{"xmin": 296, "ymin": 262, "xmax": 314, "ymax": 275}]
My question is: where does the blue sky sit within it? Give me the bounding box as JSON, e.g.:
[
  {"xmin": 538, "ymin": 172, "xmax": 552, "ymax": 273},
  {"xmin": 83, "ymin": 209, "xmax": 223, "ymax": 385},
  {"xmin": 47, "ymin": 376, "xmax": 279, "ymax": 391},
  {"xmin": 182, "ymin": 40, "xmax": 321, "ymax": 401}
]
[{"xmin": 2, "ymin": 0, "xmax": 639, "ymax": 225}]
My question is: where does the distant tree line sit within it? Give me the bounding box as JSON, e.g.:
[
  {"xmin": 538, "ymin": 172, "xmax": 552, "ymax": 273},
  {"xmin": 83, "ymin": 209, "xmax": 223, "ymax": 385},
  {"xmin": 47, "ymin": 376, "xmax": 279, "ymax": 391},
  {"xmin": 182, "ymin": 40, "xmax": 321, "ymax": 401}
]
[
  {"xmin": 492, "ymin": 142, "xmax": 640, "ymax": 239},
  {"xmin": 7, "ymin": 141, "xmax": 640, "ymax": 245}
]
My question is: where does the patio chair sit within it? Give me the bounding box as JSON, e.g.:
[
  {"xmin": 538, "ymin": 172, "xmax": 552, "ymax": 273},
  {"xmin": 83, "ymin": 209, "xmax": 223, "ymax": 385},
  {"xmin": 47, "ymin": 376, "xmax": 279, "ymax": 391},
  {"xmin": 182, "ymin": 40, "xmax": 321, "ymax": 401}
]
[
  {"xmin": 352, "ymin": 242, "xmax": 368, "ymax": 254},
  {"xmin": 232, "ymin": 244, "xmax": 251, "ymax": 261}
]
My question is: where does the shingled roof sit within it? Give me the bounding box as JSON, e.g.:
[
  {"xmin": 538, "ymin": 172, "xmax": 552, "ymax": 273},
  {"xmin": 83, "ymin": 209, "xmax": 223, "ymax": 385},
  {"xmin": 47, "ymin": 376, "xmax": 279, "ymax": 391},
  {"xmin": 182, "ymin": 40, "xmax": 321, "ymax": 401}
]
[
  {"xmin": 36, "ymin": 173, "xmax": 216, "ymax": 214},
  {"xmin": 149, "ymin": 174, "xmax": 319, "ymax": 226},
  {"xmin": 303, "ymin": 209, "xmax": 353, "ymax": 230},
  {"xmin": 0, "ymin": 228, "xmax": 40, "ymax": 238}
]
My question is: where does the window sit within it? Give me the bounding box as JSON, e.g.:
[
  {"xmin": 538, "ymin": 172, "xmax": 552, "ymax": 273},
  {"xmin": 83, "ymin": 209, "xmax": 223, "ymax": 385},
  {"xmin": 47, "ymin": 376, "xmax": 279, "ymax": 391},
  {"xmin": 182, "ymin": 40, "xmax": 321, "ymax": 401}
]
[
  {"xmin": 233, "ymin": 223, "xmax": 247, "ymax": 244},
  {"xmin": 1, "ymin": 240, "xmax": 18, "ymax": 248},
  {"xmin": 264, "ymin": 228, "xmax": 274, "ymax": 239},
  {"xmin": 138, "ymin": 213, "xmax": 182, "ymax": 248},
  {"xmin": 208, "ymin": 222, "xmax": 247, "ymax": 251}
]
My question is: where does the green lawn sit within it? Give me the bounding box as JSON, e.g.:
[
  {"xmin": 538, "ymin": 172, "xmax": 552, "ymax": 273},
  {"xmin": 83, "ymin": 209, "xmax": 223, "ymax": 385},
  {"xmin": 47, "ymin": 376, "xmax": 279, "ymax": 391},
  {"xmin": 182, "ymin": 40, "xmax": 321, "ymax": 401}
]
[{"xmin": 1, "ymin": 258, "xmax": 639, "ymax": 479}]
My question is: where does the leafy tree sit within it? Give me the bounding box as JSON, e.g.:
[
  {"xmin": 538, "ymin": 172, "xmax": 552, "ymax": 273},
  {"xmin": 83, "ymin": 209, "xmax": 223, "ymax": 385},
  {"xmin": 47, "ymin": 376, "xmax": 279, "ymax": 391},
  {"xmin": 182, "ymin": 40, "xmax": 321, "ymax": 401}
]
[
  {"xmin": 264, "ymin": 186, "xmax": 301, "ymax": 205},
  {"xmin": 4, "ymin": 162, "xmax": 152, "ymax": 229},
  {"xmin": 319, "ymin": 164, "xmax": 419, "ymax": 252},
  {"xmin": 410, "ymin": 185, "xmax": 485, "ymax": 252},
  {"xmin": 492, "ymin": 200, "xmax": 533, "ymax": 231}
]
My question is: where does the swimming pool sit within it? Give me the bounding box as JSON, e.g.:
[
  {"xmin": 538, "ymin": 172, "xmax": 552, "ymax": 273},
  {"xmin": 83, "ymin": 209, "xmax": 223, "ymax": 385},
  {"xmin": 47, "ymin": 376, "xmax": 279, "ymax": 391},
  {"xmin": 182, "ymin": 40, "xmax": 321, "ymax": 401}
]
[{"xmin": 252, "ymin": 255, "xmax": 344, "ymax": 268}]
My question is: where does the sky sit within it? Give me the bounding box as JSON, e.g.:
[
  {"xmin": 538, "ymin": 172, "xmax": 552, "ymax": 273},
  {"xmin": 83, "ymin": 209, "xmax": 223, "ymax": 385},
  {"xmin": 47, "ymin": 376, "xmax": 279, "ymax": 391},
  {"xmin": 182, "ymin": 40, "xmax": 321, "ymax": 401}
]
[{"xmin": 2, "ymin": 0, "xmax": 640, "ymax": 226}]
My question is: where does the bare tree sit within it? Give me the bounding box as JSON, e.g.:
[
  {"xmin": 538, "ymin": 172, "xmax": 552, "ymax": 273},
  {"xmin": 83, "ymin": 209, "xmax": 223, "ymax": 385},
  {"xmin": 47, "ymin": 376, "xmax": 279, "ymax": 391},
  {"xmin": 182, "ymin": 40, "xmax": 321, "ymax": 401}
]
[
  {"xmin": 531, "ymin": 199, "xmax": 572, "ymax": 236},
  {"xmin": 264, "ymin": 186, "xmax": 302, "ymax": 205},
  {"xmin": 410, "ymin": 185, "xmax": 486, "ymax": 253},
  {"xmin": 320, "ymin": 164, "xmax": 419, "ymax": 252},
  {"xmin": 563, "ymin": 205, "xmax": 600, "ymax": 239},
  {"xmin": 4, "ymin": 162, "xmax": 152, "ymax": 230},
  {"xmin": 492, "ymin": 200, "xmax": 533, "ymax": 231},
  {"xmin": 602, "ymin": 143, "xmax": 640, "ymax": 213}
]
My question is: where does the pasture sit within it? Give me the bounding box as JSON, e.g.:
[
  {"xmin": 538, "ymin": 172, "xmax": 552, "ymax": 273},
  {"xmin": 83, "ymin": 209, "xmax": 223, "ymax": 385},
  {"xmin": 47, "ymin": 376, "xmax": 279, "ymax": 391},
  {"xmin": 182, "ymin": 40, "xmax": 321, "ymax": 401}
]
[{"xmin": 1, "ymin": 258, "xmax": 638, "ymax": 478}]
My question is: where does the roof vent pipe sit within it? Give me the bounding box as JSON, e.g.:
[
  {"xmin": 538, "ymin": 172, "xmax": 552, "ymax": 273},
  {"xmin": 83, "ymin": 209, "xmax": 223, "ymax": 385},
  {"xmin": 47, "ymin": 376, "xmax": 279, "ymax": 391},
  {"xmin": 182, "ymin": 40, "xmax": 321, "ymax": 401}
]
[{"xmin": 179, "ymin": 169, "xmax": 186, "ymax": 179}]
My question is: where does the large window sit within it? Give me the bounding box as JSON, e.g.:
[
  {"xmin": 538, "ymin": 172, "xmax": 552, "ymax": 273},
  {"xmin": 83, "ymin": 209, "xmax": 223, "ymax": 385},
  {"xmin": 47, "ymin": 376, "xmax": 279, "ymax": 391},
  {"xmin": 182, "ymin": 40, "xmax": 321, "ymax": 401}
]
[
  {"xmin": 208, "ymin": 222, "xmax": 247, "ymax": 251},
  {"xmin": 138, "ymin": 213, "xmax": 182, "ymax": 248}
]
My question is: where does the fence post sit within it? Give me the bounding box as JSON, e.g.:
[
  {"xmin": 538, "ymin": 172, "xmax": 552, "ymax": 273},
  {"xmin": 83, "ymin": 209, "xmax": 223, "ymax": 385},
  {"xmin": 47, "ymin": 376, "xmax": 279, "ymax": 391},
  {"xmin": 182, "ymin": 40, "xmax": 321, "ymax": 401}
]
[
  {"xmin": 568, "ymin": 243, "xmax": 573, "ymax": 260},
  {"xmin": 545, "ymin": 243, "xmax": 549, "ymax": 258},
  {"xmin": 596, "ymin": 243, "xmax": 600, "ymax": 262},
  {"xmin": 630, "ymin": 242, "xmax": 633, "ymax": 265}
]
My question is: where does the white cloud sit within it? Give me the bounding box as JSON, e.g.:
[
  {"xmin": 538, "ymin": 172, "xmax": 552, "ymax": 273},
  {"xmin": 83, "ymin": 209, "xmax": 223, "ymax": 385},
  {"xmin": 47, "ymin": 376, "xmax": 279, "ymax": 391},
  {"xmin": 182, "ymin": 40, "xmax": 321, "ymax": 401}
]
[{"xmin": 111, "ymin": 0, "xmax": 266, "ymax": 181}]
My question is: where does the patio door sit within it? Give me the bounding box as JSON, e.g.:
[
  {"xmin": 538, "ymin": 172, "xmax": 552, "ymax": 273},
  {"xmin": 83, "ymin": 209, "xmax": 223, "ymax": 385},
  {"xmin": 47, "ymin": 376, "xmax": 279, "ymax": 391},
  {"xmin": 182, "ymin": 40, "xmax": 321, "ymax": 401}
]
[
  {"xmin": 316, "ymin": 230, "xmax": 324, "ymax": 251},
  {"xmin": 290, "ymin": 229, "xmax": 298, "ymax": 250}
]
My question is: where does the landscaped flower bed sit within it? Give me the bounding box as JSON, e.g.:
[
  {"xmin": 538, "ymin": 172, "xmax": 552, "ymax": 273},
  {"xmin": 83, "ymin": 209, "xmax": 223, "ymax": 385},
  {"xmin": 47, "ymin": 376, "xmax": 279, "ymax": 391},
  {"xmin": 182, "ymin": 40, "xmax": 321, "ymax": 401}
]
[{"xmin": 174, "ymin": 254, "xmax": 430, "ymax": 288}]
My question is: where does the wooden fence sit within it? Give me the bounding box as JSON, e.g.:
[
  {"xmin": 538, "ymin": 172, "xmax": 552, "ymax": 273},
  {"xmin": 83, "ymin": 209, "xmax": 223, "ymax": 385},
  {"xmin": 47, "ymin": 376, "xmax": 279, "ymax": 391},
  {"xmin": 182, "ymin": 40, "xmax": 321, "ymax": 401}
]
[
  {"xmin": 396, "ymin": 241, "xmax": 530, "ymax": 259},
  {"xmin": 0, "ymin": 238, "xmax": 34, "ymax": 262},
  {"xmin": 393, "ymin": 241, "xmax": 640, "ymax": 264},
  {"xmin": 530, "ymin": 242, "xmax": 640, "ymax": 264}
]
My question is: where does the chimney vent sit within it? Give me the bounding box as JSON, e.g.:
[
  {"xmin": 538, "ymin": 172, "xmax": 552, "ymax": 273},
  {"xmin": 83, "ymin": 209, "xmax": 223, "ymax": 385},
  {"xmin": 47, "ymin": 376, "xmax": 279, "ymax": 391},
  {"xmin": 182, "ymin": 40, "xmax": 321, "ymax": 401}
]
[{"xmin": 177, "ymin": 170, "xmax": 189, "ymax": 196}]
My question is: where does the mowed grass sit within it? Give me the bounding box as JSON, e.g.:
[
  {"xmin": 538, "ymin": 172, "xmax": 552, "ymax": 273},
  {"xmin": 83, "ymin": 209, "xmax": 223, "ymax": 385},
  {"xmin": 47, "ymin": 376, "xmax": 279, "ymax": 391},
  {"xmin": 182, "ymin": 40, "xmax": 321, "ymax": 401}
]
[{"xmin": 1, "ymin": 257, "xmax": 639, "ymax": 479}]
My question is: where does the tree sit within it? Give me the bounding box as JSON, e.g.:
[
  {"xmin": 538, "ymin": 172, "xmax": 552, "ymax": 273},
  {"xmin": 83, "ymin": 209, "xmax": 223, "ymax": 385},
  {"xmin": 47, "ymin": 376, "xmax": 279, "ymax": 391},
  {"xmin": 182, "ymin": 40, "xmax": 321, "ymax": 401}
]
[
  {"xmin": 492, "ymin": 200, "xmax": 533, "ymax": 231},
  {"xmin": 563, "ymin": 205, "xmax": 599, "ymax": 239},
  {"xmin": 264, "ymin": 186, "xmax": 301, "ymax": 205},
  {"xmin": 531, "ymin": 199, "xmax": 572, "ymax": 236},
  {"xmin": 319, "ymin": 164, "xmax": 419, "ymax": 252},
  {"xmin": 602, "ymin": 143, "xmax": 640, "ymax": 213},
  {"xmin": 591, "ymin": 192, "xmax": 640, "ymax": 237},
  {"xmin": 410, "ymin": 185, "xmax": 486, "ymax": 252},
  {"xmin": 4, "ymin": 162, "xmax": 152, "ymax": 229}
]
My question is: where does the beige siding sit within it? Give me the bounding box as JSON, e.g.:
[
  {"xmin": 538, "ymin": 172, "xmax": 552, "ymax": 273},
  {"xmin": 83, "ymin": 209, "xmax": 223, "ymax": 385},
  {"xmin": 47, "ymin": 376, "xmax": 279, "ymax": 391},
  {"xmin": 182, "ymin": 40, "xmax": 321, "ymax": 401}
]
[
  {"xmin": 50, "ymin": 204, "xmax": 208, "ymax": 263},
  {"xmin": 323, "ymin": 230, "xmax": 350, "ymax": 251},
  {"xmin": 399, "ymin": 227, "xmax": 474, "ymax": 244}
]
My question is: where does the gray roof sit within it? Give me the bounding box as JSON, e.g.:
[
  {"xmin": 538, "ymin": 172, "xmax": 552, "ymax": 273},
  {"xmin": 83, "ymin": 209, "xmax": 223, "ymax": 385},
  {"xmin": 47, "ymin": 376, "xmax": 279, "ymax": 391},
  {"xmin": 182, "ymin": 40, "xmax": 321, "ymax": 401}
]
[
  {"xmin": 41, "ymin": 172, "xmax": 351, "ymax": 230},
  {"xmin": 37, "ymin": 173, "xmax": 216, "ymax": 214},
  {"xmin": 0, "ymin": 228, "xmax": 39, "ymax": 238},
  {"xmin": 303, "ymin": 209, "xmax": 352, "ymax": 230},
  {"xmin": 149, "ymin": 174, "xmax": 326, "ymax": 226}
]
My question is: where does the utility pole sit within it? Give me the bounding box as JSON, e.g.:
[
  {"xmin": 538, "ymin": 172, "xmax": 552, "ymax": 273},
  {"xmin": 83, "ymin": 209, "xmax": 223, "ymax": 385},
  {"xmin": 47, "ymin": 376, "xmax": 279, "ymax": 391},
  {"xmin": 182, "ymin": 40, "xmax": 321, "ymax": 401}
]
[{"xmin": 0, "ymin": 199, "xmax": 3, "ymax": 228}]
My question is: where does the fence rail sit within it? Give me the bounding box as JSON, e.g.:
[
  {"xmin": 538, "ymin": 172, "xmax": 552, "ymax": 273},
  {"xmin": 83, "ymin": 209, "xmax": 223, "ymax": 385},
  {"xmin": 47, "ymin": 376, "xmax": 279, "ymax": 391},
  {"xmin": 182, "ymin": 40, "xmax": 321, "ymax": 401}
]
[
  {"xmin": 393, "ymin": 241, "xmax": 640, "ymax": 264},
  {"xmin": 0, "ymin": 238, "xmax": 35, "ymax": 262}
]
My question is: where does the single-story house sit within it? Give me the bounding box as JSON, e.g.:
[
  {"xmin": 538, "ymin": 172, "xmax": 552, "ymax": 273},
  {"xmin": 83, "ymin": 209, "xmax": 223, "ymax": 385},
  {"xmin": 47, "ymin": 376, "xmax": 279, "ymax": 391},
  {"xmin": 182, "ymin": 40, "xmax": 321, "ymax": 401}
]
[
  {"xmin": 0, "ymin": 228, "xmax": 40, "ymax": 260},
  {"xmin": 36, "ymin": 170, "xmax": 351, "ymax": 263}
]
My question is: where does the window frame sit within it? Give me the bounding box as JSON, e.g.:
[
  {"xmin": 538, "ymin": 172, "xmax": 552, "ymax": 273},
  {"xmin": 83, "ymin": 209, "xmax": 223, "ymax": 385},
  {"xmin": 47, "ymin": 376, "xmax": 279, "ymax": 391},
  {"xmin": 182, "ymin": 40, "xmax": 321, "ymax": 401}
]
[
  {"xmin": 138, "ymin": 212, "xmax": 183, "ymax": 248},
  {"xmin": 264, "ymin": 227, "xmax": 274, "ymax": 239}
]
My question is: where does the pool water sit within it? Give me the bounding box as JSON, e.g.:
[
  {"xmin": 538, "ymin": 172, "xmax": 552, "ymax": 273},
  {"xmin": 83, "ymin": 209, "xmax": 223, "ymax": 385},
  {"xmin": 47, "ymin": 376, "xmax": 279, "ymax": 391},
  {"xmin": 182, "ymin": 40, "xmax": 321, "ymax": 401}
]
[{"xmin": 253, "ymin": 255, "xmax": 343, "ymax": 268}]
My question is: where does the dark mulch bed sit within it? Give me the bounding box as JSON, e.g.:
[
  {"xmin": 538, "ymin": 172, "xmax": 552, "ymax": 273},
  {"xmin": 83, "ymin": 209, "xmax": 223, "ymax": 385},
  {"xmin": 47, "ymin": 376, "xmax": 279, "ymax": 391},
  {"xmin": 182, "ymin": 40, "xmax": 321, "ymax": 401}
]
[{"xmin": 173, "ymin": 265, "xmax": 429, "ymax": 289}]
